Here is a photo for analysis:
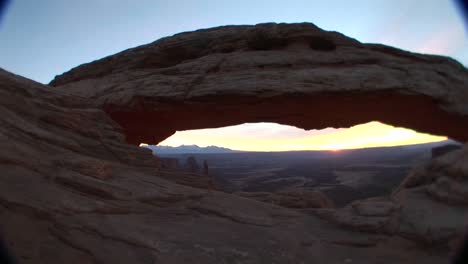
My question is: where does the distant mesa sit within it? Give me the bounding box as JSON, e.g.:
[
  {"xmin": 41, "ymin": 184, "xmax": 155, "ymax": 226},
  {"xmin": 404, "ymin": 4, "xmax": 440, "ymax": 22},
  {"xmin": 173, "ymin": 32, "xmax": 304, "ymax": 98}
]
[
  {"xmin": 143, "ymin": 144, "xmax": 238, "ymax": 154},
  {"xmin": 145, "ymin": 140, "xmax": 458, "ymax": 154}
]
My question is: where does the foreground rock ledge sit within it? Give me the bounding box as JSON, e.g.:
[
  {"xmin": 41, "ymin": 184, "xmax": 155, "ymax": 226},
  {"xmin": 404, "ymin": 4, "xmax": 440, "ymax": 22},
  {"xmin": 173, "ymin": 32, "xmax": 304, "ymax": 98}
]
[
  {"xmin": 1, "ymin": 67, "xmax": 463, "ymax": 264},
  {"xmin": 50, "ymin": 23, "xmax": 468, "ymax": 145}
]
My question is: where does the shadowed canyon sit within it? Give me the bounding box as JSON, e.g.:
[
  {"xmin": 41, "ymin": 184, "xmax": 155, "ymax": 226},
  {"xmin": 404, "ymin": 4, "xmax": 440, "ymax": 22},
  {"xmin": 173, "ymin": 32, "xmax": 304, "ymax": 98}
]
[{"xmin": 1, "ymin": 23, "xmax": 468, "ymax": 263}]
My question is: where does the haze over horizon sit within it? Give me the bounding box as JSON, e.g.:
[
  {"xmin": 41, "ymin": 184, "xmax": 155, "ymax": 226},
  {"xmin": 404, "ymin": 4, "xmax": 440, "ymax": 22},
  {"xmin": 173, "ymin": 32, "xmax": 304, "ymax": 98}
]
[
  {"xmin": 0, "ymin": 0, "xmax": 465, "ymax": 151},
  {"xmin": 156, "ymin": 122, "xmax": 447, "ymax": 152}
]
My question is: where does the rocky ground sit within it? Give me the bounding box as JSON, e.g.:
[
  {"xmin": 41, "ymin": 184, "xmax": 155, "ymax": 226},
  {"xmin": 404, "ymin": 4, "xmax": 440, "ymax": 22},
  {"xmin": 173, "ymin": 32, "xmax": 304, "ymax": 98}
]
[{"xmin": 1, "ymin": 23, "xmax": 467, "ymax": 264}]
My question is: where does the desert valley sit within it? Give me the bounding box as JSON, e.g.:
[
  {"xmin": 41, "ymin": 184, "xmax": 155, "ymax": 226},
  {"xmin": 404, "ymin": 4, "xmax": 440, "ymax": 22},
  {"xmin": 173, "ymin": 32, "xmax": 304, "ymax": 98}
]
[{"xmin": 149, "ymin": 141, "xmax": 462, "ymax": 207}]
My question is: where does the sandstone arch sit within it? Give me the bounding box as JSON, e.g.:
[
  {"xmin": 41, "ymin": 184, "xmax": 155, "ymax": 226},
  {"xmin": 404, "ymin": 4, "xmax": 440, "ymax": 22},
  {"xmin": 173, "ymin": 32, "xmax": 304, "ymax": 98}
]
[{"xmin": 50, "ymin": 23, "xmax": 468, "ymax": 145}]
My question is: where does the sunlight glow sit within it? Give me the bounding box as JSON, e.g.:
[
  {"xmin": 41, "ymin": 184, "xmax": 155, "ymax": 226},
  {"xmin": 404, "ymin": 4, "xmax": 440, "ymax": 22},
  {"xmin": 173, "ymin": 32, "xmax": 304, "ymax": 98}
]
[{"xmin": 157, "ymin": 121, "xmax": 447, "ymax": 151}]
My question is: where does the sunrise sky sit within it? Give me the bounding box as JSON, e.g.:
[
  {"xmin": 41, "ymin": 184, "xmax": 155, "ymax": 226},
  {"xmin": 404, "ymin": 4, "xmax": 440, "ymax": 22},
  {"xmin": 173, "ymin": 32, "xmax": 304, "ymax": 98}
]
[
  {"xmin": 158, "ymin": 122, "xmax": 447, "ymax": 151},
  {"xmin": 0, "ymin": 0, "xmax": 465, "ymax": 151}
]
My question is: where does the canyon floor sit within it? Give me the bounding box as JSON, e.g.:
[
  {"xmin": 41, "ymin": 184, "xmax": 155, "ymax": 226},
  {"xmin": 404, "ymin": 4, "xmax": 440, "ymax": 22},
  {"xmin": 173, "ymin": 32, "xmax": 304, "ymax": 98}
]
[{"xmin": 156, "ymin": 143, "xmax": 448, "ymax": 206}]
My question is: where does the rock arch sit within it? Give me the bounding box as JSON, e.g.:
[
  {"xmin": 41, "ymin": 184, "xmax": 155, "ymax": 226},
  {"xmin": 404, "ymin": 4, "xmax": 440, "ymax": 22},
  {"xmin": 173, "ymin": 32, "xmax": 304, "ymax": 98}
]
[{"xmin": 50, "ymin": 23, "xmax": 468, "ymax": 145}]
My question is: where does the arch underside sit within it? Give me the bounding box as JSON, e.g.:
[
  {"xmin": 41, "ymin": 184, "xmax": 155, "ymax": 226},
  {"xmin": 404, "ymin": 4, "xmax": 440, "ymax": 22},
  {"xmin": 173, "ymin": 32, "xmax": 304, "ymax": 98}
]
[{"xmin": 108, "ymin": 92, "xmax": 468, "ymax": 145}]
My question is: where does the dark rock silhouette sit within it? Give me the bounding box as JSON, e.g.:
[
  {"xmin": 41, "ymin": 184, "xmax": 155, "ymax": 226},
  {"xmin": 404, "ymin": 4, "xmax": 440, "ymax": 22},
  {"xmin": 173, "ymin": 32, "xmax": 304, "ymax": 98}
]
[
  {"xmin": 185, "ymin": 156, "xmax": 200, "ymax": 173},
  {"xmin": 203, "ymin": 160, "xmax": 209, "ymax": 175},
  {"xmin": 432, "ymin": 144, "xmax": 462, "ymax": 158}
]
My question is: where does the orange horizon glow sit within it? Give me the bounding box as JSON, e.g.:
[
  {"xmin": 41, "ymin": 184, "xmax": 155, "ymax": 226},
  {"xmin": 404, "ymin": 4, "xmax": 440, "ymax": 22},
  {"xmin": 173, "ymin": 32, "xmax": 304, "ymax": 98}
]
[{"xmin": 153, "ymin": 121, "xmax": 448, "ymax": 152}]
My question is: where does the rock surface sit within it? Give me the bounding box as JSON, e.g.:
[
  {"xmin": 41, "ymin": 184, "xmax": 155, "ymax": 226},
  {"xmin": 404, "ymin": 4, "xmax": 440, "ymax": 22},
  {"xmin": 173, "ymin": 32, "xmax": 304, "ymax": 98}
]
[
  {"xmin": 312, "ymin": 147, "xmax": 468, "ymax": 246},
  {"xmin": 393, "ymin": 147, "xmax": 468, "ymax": 244},
  {"xmin": 313, "ymin": 197, "xmax": 399, "ymax": 234},
  {"xmin": 0, "ymin": 66, "xmax": 455, "ymax": 264},
  {"xmin": 50, "ymin": 23, "xmax": 468, "ymax": 145},
  {"xmin": 235, "ymin": 190, "xmax": 334, "ymax": 209}
]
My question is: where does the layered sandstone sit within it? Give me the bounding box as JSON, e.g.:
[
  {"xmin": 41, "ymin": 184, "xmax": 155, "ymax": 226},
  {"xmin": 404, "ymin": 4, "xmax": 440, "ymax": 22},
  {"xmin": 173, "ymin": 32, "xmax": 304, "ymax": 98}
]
[
  {"xmin": 236, "ymin": 190, "xmax": 334, "ymax": 209},
  {"xmin": 50, "ymin": 23, "xmax": 468, "ymax": 145}
]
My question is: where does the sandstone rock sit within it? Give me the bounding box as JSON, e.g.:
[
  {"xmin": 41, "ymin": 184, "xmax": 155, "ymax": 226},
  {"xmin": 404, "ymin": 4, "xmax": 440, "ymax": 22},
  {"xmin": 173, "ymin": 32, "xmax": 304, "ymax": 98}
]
[
  {"xmin": 313, "ymin": 197, "xmax": 398, "ymax": 233},
  {"xmin": 315, "ymin": 146, "xmax": 468, "ymax": 246},
  {"xmin": 393, "ymin": 145, "xmax": 468, "ymax": 245},
  {"xmin": 315, "ymin": 208, "xmax": 391, "ymax": 232},
  {"xmin": 235, "ymin": 190, "xmax": 334, "ymax": 209},
  {"xmin": 394, "ymin": 188, "xmax": 467, "ymax": 244},
  {"xmin": 0, "ymin": 67, "xmax": 453, "ymax": 263},
  {"xmin": 426, "ymin": 176, "xmax": 468, "ymax": 205},
  {"xmin": 157, "ymin": 168, "xmax": 215, "ymax": 190},
  {"xmin": 185, "ymin": 156, "xmax": 200, "ymax": 173},
  {"xmin": 60, "ymin": 157, "xmax": 114, "ymax": 180},
  {"xmin": 50, "ymin": 23, "xmax": 468, "ymax": 145},
  {"xmin": 351, "ymin": 198, "xmax": 397, "ymax": 217},
  {"xmin": 398, "ymin": 146, "xmax": 468, "ymax": 190}
]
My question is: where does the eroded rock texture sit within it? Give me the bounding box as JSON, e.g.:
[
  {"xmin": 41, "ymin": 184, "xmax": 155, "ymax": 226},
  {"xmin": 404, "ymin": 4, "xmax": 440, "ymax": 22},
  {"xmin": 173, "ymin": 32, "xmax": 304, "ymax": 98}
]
[
  {"xmin": 3, "ymin": 67, "xmax": 455, "ymax": 263},
  {"xmin": 312, "ymin": 147, "xmax": 468, "ymax": 248},
  {"xmin": 50, "ymin": 23, "xmax": 468, "ymax": 145},
  {"xmin": 1, "ymin": 23, "xmax": 467, "ymax": 264},
  {"xmin": 235, "ymin": 190, "xmax": 334, "ymax": 209}
]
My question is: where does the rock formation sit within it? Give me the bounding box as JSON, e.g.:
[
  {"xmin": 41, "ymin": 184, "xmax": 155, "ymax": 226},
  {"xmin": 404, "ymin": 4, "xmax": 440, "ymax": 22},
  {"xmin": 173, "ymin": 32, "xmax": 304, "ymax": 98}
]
[
  {"xmin": 159, "ymin": 157, "xmax": 180, "ymax": 169},
  {"xmin": 313, "ymin": 147, "xmax": 468, "ymax": 247},
  {"xmin": 50, "ymin": 23, "xmax": 468, "ymax": 145},
  {"xmin": 185, "ymin": 156, "xmax": 200, "ymax": 173},
  {"xmin": 1, "ymin": 23, "xmax": 467, "ymax": 263},
  {"xmin": 236, "ymin": 190, "xmax": 334, "ymax": 209},
  {"xmin": 203, "ymin": 160, "xmax": 209, "ymax": 175},
  {"xmin": 432, "ymin": 144, "xmax": 462, "ymax": 158},
  {"xmin": 158, "ymin": 157, "xmax": 214, "ymax": 189}
]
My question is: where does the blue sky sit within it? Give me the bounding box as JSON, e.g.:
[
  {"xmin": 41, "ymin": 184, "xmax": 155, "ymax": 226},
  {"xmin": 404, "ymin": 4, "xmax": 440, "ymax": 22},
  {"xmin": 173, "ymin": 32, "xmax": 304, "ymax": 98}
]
[{"xmin": 0, "ymin": 0, "xmax": 466, "ymax": 84}]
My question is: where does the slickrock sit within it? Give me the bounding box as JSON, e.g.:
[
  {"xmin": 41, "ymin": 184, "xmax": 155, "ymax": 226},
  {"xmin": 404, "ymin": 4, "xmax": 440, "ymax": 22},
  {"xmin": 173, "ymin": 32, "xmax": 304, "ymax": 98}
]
[{"xmin": 236, "ymin": 190, "xmax": 334, "ymax": 209}]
